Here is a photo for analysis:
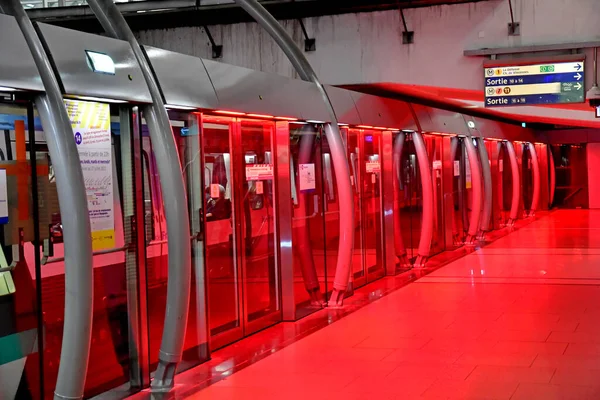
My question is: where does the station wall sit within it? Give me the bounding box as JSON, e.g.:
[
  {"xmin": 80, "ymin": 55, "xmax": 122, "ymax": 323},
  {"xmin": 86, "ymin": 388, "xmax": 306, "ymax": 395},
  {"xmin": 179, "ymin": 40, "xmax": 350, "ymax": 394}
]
[{"xmin": 135, "ymin": 0, "xmax": 600, "ymax": 93}]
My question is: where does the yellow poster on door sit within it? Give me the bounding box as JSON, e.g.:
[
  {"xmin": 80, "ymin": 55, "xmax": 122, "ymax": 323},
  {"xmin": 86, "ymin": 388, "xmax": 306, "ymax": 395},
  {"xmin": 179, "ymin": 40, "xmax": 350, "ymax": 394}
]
[{"xmin": 64, "ymin": 99, "xmax": 115, "ymax": 251}]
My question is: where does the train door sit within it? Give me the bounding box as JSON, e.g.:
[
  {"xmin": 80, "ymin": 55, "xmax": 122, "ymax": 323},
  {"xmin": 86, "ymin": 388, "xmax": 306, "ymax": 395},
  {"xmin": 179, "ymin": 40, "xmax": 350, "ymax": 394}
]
[
  {"xmin": 450, "ymin": 137, "xmax": 466, "ymax": 244},
  {"xmin": 202, "ymin": 115, "xmax": 281, "ymax": 349},
  {"xmin": 345, "ymin": 128, "xmax": 384, "ymax": 288}
]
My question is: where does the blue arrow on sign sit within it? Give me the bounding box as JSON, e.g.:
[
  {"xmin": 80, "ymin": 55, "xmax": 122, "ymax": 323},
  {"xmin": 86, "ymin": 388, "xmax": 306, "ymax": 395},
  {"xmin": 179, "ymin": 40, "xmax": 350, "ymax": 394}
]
[{"xmin": 575, "ymin": 64, "xmax": 582, "ymax": 71}]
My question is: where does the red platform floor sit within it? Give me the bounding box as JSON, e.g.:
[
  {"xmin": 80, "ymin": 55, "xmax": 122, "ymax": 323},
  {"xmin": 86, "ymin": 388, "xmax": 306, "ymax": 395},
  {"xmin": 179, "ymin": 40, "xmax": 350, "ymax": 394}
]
[{"xmin": 138, "ymin": 210, "xmax": 600, "ymax": 399}]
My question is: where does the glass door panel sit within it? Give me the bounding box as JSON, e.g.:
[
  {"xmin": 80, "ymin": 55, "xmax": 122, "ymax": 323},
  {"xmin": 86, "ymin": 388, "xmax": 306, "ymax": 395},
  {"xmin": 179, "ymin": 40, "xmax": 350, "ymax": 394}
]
[
  {"xmin": 289, "ymin": 123, "xmax": 327, "ymax": 315},
  {"xmin": 319, "ymin": 131, "xmax": 338, "ymax": 296},
  {"xmin": 202, "ymin": 116, "xmax": 241, "ymax": 346},
  {"xmin": 425, "ymin": 134, "xmax": 445, "ymax": 256},
  {"xmin": 238, "ymin": 119, "xmax": 280, "ymax": 330},
  {"xmin": 361, "ymin": 130, "xmax": 384, "ymax": 281},
  {"xmin": 345, "ymin": 128, "xmax": 365, "ymax": 287}
]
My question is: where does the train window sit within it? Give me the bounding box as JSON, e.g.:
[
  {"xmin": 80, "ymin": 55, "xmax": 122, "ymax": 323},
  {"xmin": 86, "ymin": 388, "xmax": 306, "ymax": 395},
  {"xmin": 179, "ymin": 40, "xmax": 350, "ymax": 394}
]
[{"xmin": 141, "ymin": 150, "xmax": 155, "ymax": 242}]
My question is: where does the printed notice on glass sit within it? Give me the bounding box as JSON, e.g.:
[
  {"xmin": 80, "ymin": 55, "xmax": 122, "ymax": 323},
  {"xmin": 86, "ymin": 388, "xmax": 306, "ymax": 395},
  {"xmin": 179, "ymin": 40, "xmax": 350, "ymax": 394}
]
[
  {"xmin": 433, "ymin": 160, "xmax": 442, "ymax": 170},
  {"xmin": 499, "ymin": 159, "xmax": 504, "ymax": 172},
  {"xmin": 366, "ymin": 161, "xmax": 381, "ymax": 173},
  {"xmin": 246, "ymin": 164, "xmax": 273, "ymax": 181},
  {"xmin": 299, "ymin": 163, "xmax": 316, "ymax": 191},
  {"xmin": 210, "ymin": 183, "xmax": 220, "ymax": 199},
  {"xmin": 453, "ymin": 160, "xmax": 460, "ymax": 177},
  {"xmin": 0, "ymin": 170, "xmax": 7, "ymax": 224},
  {"xmin": 64, "ymin": 99, "xmax": 114, "ymax": 251},
  {"xmin": 255, "ymin": 181, "xmax": 264, "ymax": 195}
]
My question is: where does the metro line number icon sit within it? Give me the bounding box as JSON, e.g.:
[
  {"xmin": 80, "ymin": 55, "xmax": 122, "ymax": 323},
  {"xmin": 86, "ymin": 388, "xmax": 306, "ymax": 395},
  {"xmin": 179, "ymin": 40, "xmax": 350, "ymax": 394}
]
[{"xmin": 75, "ymin": 132, "xmax": 82, "ymax": 145}]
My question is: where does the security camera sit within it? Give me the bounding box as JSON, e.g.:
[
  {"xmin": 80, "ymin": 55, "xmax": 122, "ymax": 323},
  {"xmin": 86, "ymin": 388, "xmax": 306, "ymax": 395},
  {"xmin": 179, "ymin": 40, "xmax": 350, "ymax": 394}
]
[{"xmin": 586, "ymin": 85, "xmax": 600, "ymax": 108}]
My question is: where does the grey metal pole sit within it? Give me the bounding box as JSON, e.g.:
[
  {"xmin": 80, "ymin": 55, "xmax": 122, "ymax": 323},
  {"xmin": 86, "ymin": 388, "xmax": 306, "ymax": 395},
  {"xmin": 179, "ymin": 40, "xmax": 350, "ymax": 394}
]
[
  {"xmin": 477, "ymin": 137, "xmax": 493, "ymax": 235},
  {"xmin": 86, "ymin": 0, "xmax": 192, "ymax": 390},
  {"xmin": 234, "ymin": 0, "xmax": 354, "ymax": 306},
  {"xmin": 0, "ymin": 2, "xmax": 94, "ymax": 399}
]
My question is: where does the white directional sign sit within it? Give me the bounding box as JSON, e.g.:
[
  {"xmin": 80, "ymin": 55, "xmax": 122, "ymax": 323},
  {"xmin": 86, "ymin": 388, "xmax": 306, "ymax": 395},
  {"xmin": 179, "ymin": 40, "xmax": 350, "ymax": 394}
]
[{"xmin": 484, "ymin": 60, "xmax": 585, "ymax": 107}]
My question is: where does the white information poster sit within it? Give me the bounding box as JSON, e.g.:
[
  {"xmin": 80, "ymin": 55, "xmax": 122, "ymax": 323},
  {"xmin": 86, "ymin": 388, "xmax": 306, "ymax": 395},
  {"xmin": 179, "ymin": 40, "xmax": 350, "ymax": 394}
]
[
  {"xmin": 64, "ymin": 99, "xmax": 114, "ymax": 251},
  {"xmin": 453, "ymin": 160, "xmax": 460, "ymax": 177},
  {"xmin": 246, "ymin": 164, "xmax": 273, "ymax": 181},
  {"xmin": 299, "ymin": 163, "xmax": 316, "ymax": 191},
  {"xmin": 366, "ymin": 161, "xmax": 381, "ymax": 173},
  {"xmin": 433, "ymin": 160, "xmax": 442, "ymax": 170},
  {"xmin": 0, "ymin": 170, "xmax": 7, "ymax": 224}
]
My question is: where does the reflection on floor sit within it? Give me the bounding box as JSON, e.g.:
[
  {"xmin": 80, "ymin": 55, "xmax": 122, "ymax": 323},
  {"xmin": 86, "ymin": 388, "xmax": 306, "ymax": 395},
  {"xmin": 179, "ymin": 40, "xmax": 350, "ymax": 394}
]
[{"xmin": 131, "ymin": 210, "xmax": 600, "ymax": 400}]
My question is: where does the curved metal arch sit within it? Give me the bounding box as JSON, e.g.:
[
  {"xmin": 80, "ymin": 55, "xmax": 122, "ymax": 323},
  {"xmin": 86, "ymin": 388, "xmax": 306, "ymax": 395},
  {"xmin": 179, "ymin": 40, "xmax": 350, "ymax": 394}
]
[
  {"xmin": 412, "ymin": 132, "xmax": 433, "ymax": 267},
  {"xmin": 528, "ymin": 142, "xmax": 541, "ymax": 215},
  {"xmin": 234, "ymin": 0, "xmax": 354, "ymax": 306},
  {"xmin": 392, "ymin": 133, "xmax": 409, "ymax": 267},
  {"xmin": 0, "ymin": 2, "xmax": 94, "ymax": 399},
  {"xmin": 464, "ymin": 137, "xmax": 483, "ymax": 243},
  {"xmin": 505, "ymin": 141, "xmax": 521, "ymax": 225},
  {"xmin": 477, "ymin": 137, "xmax": 493, "ymax": 235},
  {"xmin": 86, "ymin": 0, "xmax": 192, "ymax": 390}
]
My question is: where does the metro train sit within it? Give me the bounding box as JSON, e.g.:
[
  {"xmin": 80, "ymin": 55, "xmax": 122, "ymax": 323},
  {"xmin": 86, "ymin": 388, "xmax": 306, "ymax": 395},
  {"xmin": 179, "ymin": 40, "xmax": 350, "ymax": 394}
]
[{"xmin": 0, "ymin": 11, "xmax": 555, "ymax": 400}]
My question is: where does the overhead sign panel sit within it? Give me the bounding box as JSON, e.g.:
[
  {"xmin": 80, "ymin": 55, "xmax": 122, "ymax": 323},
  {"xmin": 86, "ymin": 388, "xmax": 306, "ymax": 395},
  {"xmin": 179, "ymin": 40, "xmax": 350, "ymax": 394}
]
[{"xmin": 484, "ymin": 61, "xmax": 585, "ymax": 107}]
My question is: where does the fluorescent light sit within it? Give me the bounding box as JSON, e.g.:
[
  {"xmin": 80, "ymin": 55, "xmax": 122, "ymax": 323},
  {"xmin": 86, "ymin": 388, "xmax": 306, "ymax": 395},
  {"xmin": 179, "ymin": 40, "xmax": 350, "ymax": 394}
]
[
  {"xmin": 85, "ymin": 50, "xmax": 116, "ymax": 75},
  {"xmin": 337, "ymin": 122, "xmax": 349, "ymax": 126},
  {"xmin": 165, "ymin": 104, "xmax": 197, "ymax": 110},
  {"xmin": 247, "ymin": 113, "xmax": 274, "ymax": 118},
  {"xmin": 74, "ymin": 95, "xmax": 127, "ymax": 104},
  {"xmin": 0, "ymin": 86, "xmax": 18, "ymax": 92},
  {"xmin": 214, "ymin": 110, "xmax": 246, "ymax": 116},
  {"xmin": 306, "ymin": 120, "xmax": 325, "ymax": 124},
  {"xmin": 25, "ymin": 3, "xmax": 34, "ymax": 8}
]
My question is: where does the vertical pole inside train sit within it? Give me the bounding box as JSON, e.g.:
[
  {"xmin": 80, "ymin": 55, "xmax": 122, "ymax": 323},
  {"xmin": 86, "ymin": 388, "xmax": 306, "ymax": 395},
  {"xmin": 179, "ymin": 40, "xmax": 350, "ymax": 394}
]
[
  {"xmin": 86, "ymin": 0, "xmax": 192, "ymax": 391},
  {"xmin": 0, "ymin": 2, "xmax": 94, "ymax": 399},
  {"xmin": 234, "ymin": 0, "xmax": 354, "ymax": 306}
]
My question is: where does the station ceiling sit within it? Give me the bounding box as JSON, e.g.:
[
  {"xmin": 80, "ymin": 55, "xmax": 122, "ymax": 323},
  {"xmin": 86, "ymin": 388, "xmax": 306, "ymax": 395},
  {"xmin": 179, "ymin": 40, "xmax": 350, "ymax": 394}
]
[{"xmin": 28, "ymin": 0, "xmax": 493, "ymax": 32}]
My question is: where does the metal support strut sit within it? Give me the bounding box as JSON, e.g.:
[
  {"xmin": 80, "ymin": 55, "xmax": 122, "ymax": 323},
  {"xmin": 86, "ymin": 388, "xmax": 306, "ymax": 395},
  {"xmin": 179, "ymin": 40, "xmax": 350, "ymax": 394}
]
[
  {"xmin": 505, "ymin": 141, "xmax": 521, "ymax": 226},
  {"xmin": 87, "ymin": 0, "xmax": 192, "ymax": 391},
  {"xmin": 412, "ymin": 132, "xmax": 433, "ymax": 267},
  {"xmin": 464, "ymin": 137, "xmax": 482, "ymax": 244},
  {"xmin": 477, "ymin": 137, "xmax": 493, "ymax": 239},
  {"xmin": 234, "ymin": 0, "xmax": 354, "ymax": 306},
  {"xmin": 0, "ymin": 1, "xmax": 94, "ymax": 399}
]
